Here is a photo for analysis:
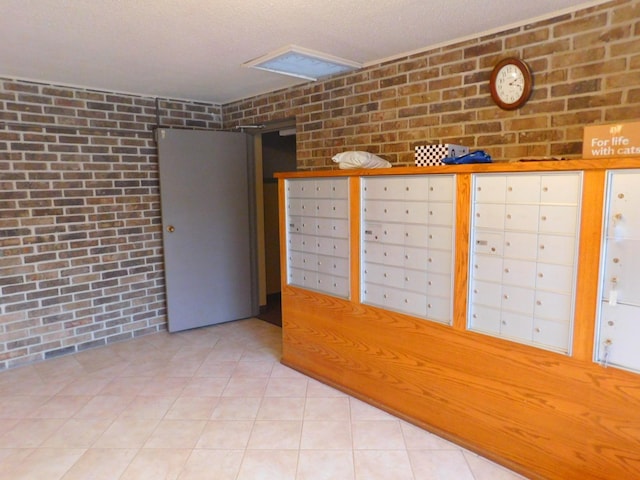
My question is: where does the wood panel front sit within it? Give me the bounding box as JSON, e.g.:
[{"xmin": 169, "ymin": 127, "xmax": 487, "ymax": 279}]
[{"xmin": 277, "ymin": 160, "xmax": 640, "ymax": 480}]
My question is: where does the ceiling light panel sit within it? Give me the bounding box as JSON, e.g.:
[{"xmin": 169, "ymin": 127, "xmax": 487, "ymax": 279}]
[{"xmin": 244, "ymin": 45, "xmax": 361, "ymax": 81}]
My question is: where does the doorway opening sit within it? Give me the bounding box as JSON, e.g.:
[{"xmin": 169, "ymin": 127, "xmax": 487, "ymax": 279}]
[{"xmin": 255, "ymin": 123, "xmax": 297, "ymax": 327}]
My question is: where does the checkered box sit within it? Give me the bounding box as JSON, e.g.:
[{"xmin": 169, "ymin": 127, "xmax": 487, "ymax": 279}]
[{"xmin": 414, "ymin": 144, "xmax": 469, "ymax": 166}]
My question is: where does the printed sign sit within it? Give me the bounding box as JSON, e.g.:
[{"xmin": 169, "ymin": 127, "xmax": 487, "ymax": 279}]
[{"xmin": 583, "ymin": 122, "xmax": 640, "ymax": 159}]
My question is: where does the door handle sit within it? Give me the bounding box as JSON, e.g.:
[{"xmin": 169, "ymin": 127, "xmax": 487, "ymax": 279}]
[{"xmin": 167, "ymin": 225, "xmax": 175, "ymax": 233}]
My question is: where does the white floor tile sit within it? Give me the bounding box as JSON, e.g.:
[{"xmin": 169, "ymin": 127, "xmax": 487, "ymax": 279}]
[
  {"xmin": 211, "ymin": 396, "xmax": 262, "ymax": 420},
  {"xmin": 119, "ymin": 448, "xmax": 191, "ymax": 480},
  {"xmin": 352, "ymin": 420, "xmax": 406, "ymax": 450},
  {"xmin": 43, "ymin": 418, "xmax": 112, "ymax": 448},
  {"xmin": 401, "ymin": 421, "xmax": 461, "ymax": 450},
  {"xmin": 297, "ymin": 450, "xmax": 355, "ymax": 480},
  {"xmin": 165, "ymin": 396, "xmax": 219, "ymax": 420},
  {"xmin": 354, "ymin": 450, "xmax": 414, "ymax": 480},
  {"xmin": 144, "ymin": 419, "xmax": 207, "ymax": 449},
  {"xmin": 248, "ymin": 420, "xmax": 303, "ymax": 450},
  {"xmin": 409, "ymin": 449, "xmax": 476, "ymax": 480},
  {"xmin": 177, "ymin": 449, "xmax": 244, "ymax": 480},
  {"xmin": 301, "ymin": 420, "xmax": 353, "ymax": 450},
  {"xmin": 304, "ymin": 396, "xmax": 351, "ymax": 421},
  {"xmin": 463, "ymin": 450, "xmax": 527, "ymax": 479},
  {"xmin": 0, "ymin": 418, "xmax": 66, "ymax": 448},
  {"xmin": 7, "ymin": 447, "xmax": 84, "ymax": 479},
  {"xmin": 237, "ymin": 449, "xmax": 298, "ymax": 480},
  {"xmin": 350, "ymin": 397, "xmax": 398, "ymax": 421},
  {"xmin": 93, "ymin": 417, "xmax": 160, "ymax": 448},
  {"xmin": 119, "ymin": 395, "xmax": 176, "ymax": 419},
  {"xmin": 0, "ymin": 318, "xmax": 527, "ymax": 480},
  {"xmin": 61, "ymin": 448, "xmax": 138, "ymax": 480},
  {"xmin": 221, "ymin": 376, "xmax": 269, "ymax": 397},
  {"xmin": 196, "ymin": 420, "xmax": 254, "ymax": 449},
  {"xmin": 257, "ymin": 396, "xmax": 306, "ymax": 421}
]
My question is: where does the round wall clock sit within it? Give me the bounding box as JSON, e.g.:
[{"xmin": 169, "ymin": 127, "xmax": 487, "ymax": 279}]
[{"xmin": 489, "ymin": 57, "xmax": 533, "ymax": 110}]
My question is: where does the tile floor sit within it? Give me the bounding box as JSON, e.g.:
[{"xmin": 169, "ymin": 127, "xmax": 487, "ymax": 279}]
[{"xmin": 0, "ymin": 318, "xmax": 527, "ymax": 479}]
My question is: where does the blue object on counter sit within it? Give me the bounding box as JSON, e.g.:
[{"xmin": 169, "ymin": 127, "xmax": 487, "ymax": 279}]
[{"xmin": 442, "ymin": 150, "xmax": 492, "ymax": 164}]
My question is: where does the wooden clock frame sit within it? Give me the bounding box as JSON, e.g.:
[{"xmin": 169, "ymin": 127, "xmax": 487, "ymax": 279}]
[{"xmin": 489, "ymin": 57, "xmax": 533, "ymax": 110}]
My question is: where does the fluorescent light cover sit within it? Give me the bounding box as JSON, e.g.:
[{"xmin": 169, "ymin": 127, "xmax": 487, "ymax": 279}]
[
  {"xmin": 244, "ymin": 45, "xmax": 361, "ymax": 81},
  {"xmin": 279, "ymin": 128, "xmax": 296, "ymax": 137}
]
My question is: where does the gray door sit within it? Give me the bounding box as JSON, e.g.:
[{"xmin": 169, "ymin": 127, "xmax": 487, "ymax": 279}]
[{"xmin": 157, "ymin": 128, "xmax": 258, "ymax": 332}]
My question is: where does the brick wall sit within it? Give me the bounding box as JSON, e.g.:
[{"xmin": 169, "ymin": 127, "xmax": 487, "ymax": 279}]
[
  {"xmin": 1, "ymin": 0, "xmax": 637, "ymax": 370},
  {"xmin": 223, "ymin": 0, "xmax": 640, "ymax": 169},
  {"xmin": 0, "ymin": 80, "xmax": 222, "ymax": 369}
]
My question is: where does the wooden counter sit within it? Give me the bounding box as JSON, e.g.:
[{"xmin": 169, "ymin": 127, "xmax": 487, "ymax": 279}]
[{"xmin": 276, "ymin": 158, "xmax": 640, "ymax": 480}]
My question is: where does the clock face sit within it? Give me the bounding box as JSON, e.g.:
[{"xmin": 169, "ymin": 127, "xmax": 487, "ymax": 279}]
[
  {"xmin": 489, "ymin": 58, "xmax": 532, "ymax": 110},
  {"xmin": 495, "ymin": 64, "xmax": 525, "ymax": 104}
]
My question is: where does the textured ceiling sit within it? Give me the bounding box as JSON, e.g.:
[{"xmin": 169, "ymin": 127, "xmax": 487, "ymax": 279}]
[{"xmin": 0, "ymin": 0, "xmax": 608, "ymax": 104}]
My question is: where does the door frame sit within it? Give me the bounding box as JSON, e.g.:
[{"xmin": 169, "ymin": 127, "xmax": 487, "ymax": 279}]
[{"xmin": 246, "ymin": 119, "xmax": 296, "ymax": 307}]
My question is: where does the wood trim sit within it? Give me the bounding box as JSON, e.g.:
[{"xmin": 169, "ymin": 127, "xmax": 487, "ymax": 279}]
[
  {"xmin": 452, "ymin": 173, "xmax": 470, "ymax": 331},
  {"xmin": 349, "ymin": 177, "xmax": 361, "ymax": 305},
  {"xmin": 572, "ymin": 169, "xmax": 605, "ymax": 360},
  {"xmin": 275, "ymin": 158, "xmax": 640, "ymax": 179},
  {"xmin": 278, "ymin": 178, "xmax": 288, "ymax": 295}
]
